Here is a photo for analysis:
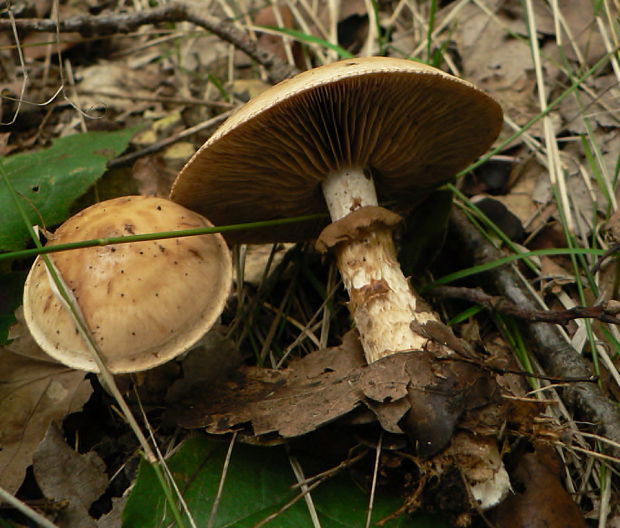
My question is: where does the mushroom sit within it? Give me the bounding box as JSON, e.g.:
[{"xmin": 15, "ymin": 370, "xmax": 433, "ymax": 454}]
[
  {"xmin": 170, "ymin": 56, "xmax": 503, "ymax": 364},
  {"xmin": 23, "ymin": 195, "xmax": 232, "ymax": 374}
]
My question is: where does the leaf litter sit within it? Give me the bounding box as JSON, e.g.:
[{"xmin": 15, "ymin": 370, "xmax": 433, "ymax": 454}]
[
  {"xmin": 33, "ymin": 423, "xmax": 107, "ymax": 528},
  {"xmin": 0, "ymin": 348, "xmax": 91, "ymax": 495}
]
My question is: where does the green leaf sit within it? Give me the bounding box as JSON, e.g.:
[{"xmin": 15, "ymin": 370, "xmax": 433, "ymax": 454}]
[
  {"xmin": 123, "ymin": 436, "xmax": 448, "ymax": 528},
  {"xmin": 0, "ymin": 128, "xmax": 136, "ymax": 252}
]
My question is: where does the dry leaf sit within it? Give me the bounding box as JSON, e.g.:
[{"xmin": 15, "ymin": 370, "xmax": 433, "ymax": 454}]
[
  {"xmin": 131, "ymin": 155, "xmax": 177, "ymax": 198},
  {"xmin": 171, "ymin": 333, "xmax": 367, "ymax": 437},
  {"xmin": 22, "ymin": 32, "xmax": 83, "ymax": 61},
  {"xmin": 231, "ymin": 79, "xmax": 272, "ymax": 100},
  {"xmin": 560, "ymin": 76, "xmax": 620, "ymax": 133},
  {"xmin": 96, "ymin": 497, "xmax": 126, "ymax": 528},
  {"xmin": 444, "ymin": 1, "xmax": 540, "ymax": 131},
  {"xmin": 33, "ymin": 423, "xmax": 107, "ymax": 528},
  {"xmin": 240, "ymin": 243, "xmax": 293, "ymax": 287},
  {"xmin": 166, "ymin": 327, "xmax": 244, "ymax": 403},
  {"xmin": 0, "ymin": 349, "xmax": 92, "ymax": 494},
  {"xmin": 492, "ymin": 170, "xmax": 540, "ymax": 230},
  {"xmin": 172, "ymin": 331, "xmax": 499, "ymax": 456},
  {"xmin": 254, "ymin": 4, "xmax": 302, "ymax": 67},
  {"xmin": 488, "ymin": 445, "xmax": 587, "ymax": 527},
  {"xmin": 76, "ymin": 61, "xmax": 163, "ymax": 113}
]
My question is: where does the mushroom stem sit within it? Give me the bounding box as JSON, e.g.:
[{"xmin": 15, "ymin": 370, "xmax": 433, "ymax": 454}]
[
  {"xmin": 322, "ymin": 170, "xmax": 511, "ymax": 507},
  {"xmin": 321, "ymin": 169, "xmax": 438, "ymax": 364}
]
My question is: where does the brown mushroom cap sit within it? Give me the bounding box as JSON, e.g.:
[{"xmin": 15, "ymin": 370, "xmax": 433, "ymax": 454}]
[
  {"xmin": 23, "ymin": 196, "xmax": 232, "ymax": 373},
  {"xmin": 170, "ymin": 56, "xmax": 503, "ymax": 243}
]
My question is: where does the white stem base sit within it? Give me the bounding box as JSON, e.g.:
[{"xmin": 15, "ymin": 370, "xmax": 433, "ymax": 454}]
[
  {"xmin": 322, "ymin": 169, "xmax": 437, "ymax": 364},
  {"xmin": 322, "ymin": 168, "xmax": 378, "ymax": 220}
]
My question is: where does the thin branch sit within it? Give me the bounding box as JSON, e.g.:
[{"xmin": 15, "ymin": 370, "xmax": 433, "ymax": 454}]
[
  {"xmin": 0, "ymin": 486, "xmax": 60, "ymax": 528},
  {"xmin": 431, "ymin": 285, "xmax": 620, "ymax": 325},
  {"xmin": 107, "ymin": 111, "xmax": 232, "ymax": 168},
  {"xmin": 0, "ymin": 2, "xmax": 299, "ymax": 84},
  {"xmin": 449, "ymin": 209, "xmax": 620, "ymax": 456}
]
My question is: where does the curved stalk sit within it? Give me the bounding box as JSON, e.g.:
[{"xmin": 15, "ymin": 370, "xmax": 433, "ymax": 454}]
[{"xmin": 322, "ymin": 169, "xmax": 437, "ymax": 363}]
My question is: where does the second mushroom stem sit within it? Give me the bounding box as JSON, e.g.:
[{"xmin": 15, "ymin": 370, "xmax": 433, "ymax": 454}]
[{"xmin": 321, "ymin": 169, "xmax": 438, "ymax": 364}]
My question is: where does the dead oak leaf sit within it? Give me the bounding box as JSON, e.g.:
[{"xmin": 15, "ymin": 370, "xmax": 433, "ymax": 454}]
[
  {"xmin": 33, "ymin": 423, "xmax": 107, "ymax": 528},
  {"xmin": 171, "ymin": 334, "xmax": 367, "ymax": 438},
  {"xmin": 171, "ymin": 332, "xmax": 498, "ymax": 453},
  {"xmin": 488, "ymin": 445, "xmax": 587, "ymax": 528},
  {"xmin": 0, "ymin": 348, "xmax": 92, "ymax": 494}
]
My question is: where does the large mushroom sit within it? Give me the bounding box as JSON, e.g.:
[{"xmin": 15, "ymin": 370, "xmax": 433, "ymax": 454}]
[
  {"xmin": 170, "ymin": 56, "xmax": 503, "ymax": 364},
  {"xmin": 23, "ymin": 196, "xmax": 232, "ymax": 373}
]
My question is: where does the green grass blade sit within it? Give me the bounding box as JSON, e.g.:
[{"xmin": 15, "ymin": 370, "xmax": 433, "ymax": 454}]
[{"xmin": 258, "ymin": 26, "xmax": 354, "ymax": 58}]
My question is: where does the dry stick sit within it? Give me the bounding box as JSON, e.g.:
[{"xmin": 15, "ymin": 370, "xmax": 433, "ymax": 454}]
[
  {"xmin": 431, "ymin": 285, "xmax": 620, "ymax": 326},
  {"xmin": 0, "ymin": 486, "xmax": 60, "ymax": 528},
  {"xmin": 364, "ymin": 432, "xmax": 383, "ymax": 528},
  {"xmin": 288, "ymin": 453, "xmax": 321, "ymax": 528},
  {"xmin": 449, "ymin": 209, "xmax": 620, "ymax": 455},
  {"xmin": 0, "ymin": 2, "xmax": 298, "ymax": 84},
  {"xmin": 207, "ymin": 432, "xmax": 238, "ymax": 528},
  {"xmin": 76, "ymin": 90, "xmax": 235, "ymax": 108},
  {"xmin": 107, "ymin": 111, "xmax": 232, "ymax": 168}
]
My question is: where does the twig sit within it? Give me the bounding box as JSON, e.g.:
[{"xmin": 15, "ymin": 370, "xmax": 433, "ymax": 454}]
[
  {"xmin": 0, "ymin": 486, "xmax": 60, "ymax": 528},
  {"xmin": 208, "ymin": 432, "xmax": 237, "ymax": 528},
  {"xmin": 288, "ymin": 453, "xmax": 321, "ymax": 528},
  {"xmin": 365, "ymin": 432, "xmax": 383, "ymax": 528},
  {"xmin": 107, "ymin": 110, "xmax": 232, "ymax": 168},
  {"xmin": 449, "ymin": 209, "xmax": 620, "ymax": 455},
  {"xmin": 590, "ymin": 243, "xmax": 620, "ymax": 274},
  {"xmin": 76, "ymin": 90, "xmax": 234, "ymax": 108},
  {"xmin": 0, "ymin": 2, "xmax": 299, "ymax": 84},
  {"xmin": 447, "ymin": 356, "xmax": 598, "ymax": 384},
  {"xmin": 431, "ymin": 285, "xmax": 620, "ymax": 325}
]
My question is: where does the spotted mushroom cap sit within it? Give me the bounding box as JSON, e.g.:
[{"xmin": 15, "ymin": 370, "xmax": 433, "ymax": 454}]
[
  {"xmin": 170, "ymin": 56, "xmax": 503, "ymax": 243},
  {"xmin": 23, "ymin": 196, "xmax": 232, "ymax": 373}
]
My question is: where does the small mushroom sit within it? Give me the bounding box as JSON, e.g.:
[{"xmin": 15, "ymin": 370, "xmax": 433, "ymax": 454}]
[
  {"xmin": 170, "ymin": 56, "xmax": 503, "ymax": 364},
  {"xmin": 23, "ymin": 196, "xmax": 232, "ymax": 374}
]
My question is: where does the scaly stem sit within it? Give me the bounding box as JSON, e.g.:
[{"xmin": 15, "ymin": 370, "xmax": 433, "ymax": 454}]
[
  {"xmin": 322, "ymin": 169, "xmax": 437, "ymax": 363},
  {"xmin": 321, "ymin": 169, "xmax": 511, "ymax": 508}
]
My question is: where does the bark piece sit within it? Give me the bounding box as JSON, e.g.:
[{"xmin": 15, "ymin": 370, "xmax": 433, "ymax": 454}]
[
  {"xmin": 33, "ymin": 423, "xmax": 107, "ymax": 528},
  {"xmin": 172, "ymin": 333, "xmax": 499, "ymax": 456}
]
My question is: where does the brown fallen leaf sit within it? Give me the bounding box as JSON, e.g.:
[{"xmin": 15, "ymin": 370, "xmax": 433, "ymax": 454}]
[
  {"xmin": 446, "ymin": 1, "xmax": 539, "ymax": 128},
  {"xmin": 96, "ymin": 496, "xmax": 126, "ymax": 528},
  {"xmin": 76, "ymin": 61, "xmax": 164, "ymax": 113},
  {"xmin": 171, "ymin": 332, "xmax": 499, "ymax": 456},
  {"xmin": 488, "ymin": 445, "xmax": 587, "ymax": 528},
  {"xmin": 253, "ymin": 4, "xmax": 303, "ymax": 68},
  {"xmin": 33, "ymin": 423, "xmax": 107, "ymax": 528},
  {"xmin": 131, "ymin": 155, "xmax": 177, "ymax": 198},
  {"xmin": 166, "ymin": 327, "xmax": 244, "ymax": 403},
  {"xmin": 170, "ymin": 332, "xmax": 367, "ymax": 437},
  {"xmin": 0, "ymin": 348, "xmax": 92, "ymax": 494}
]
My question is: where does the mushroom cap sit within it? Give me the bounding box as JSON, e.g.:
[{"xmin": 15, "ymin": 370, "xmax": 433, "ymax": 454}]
[
  {"xmin": 170, "ymin": 56, "xmax": 503, "ymax": 243},
  {"xmin": 23, "ymin": 196, "xmax": 232, "ymax": 373}
]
